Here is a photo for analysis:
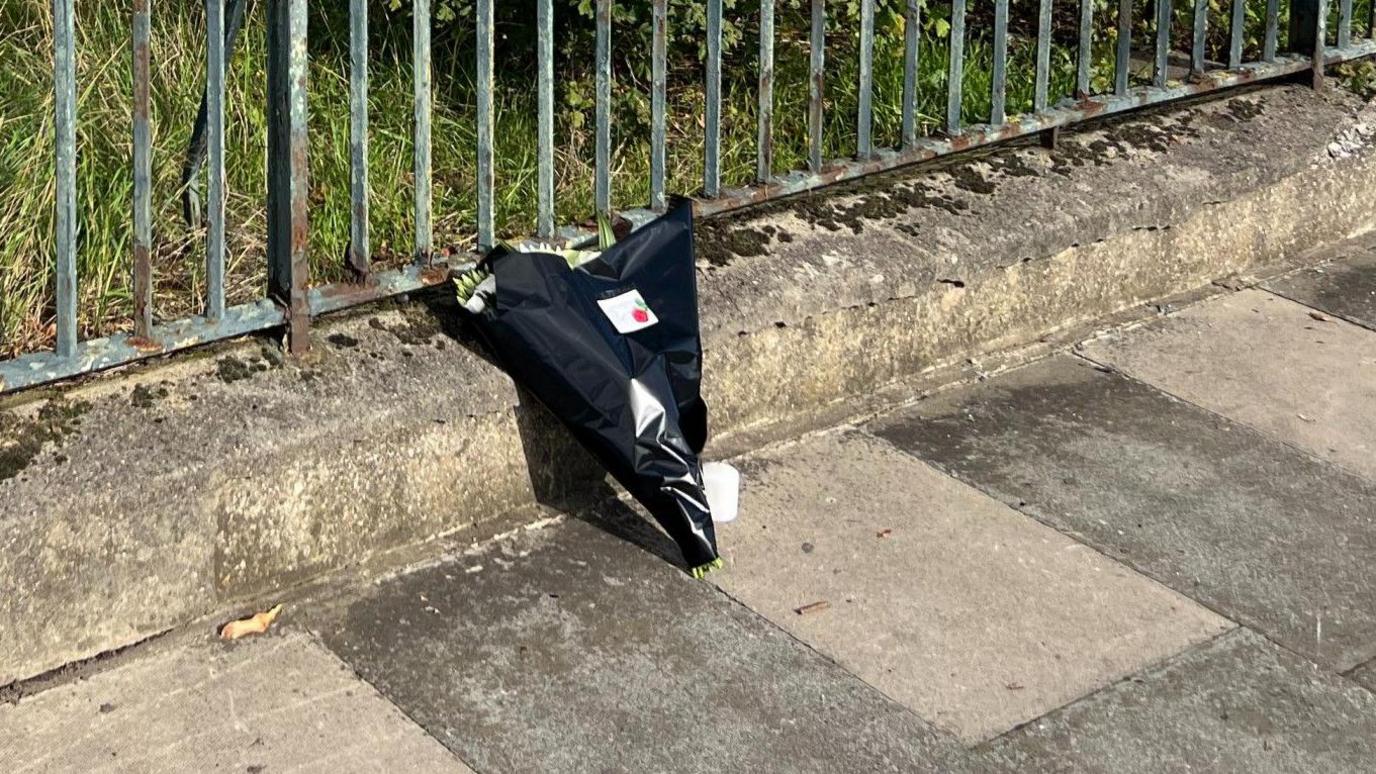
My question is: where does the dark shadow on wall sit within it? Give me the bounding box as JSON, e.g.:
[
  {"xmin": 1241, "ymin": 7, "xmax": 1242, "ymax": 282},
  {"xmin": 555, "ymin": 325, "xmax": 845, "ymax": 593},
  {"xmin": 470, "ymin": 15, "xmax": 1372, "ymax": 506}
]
[{"xmin": 418, "ymin": 287, "xmax": 690, "ymax": 571}]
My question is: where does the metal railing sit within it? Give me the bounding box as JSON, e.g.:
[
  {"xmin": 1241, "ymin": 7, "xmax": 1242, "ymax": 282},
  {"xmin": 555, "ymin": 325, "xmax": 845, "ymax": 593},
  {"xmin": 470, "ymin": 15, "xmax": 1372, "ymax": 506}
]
[{"xmin": 2, "ymin": 0, "xmax": 1372, "ymax": 394}]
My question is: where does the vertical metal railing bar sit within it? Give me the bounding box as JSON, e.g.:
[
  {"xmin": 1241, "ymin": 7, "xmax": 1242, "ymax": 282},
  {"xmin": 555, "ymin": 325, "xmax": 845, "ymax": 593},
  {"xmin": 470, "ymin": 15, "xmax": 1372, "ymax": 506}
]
[
  {"xmin": 413, "ymin": 0, "xmax": 432, "ymax": 262},
  {"xmin": 1116, "ymin": 0, "xmax": 1132, "ymax": 94},
  {"xmin": 854, "ymin": 7, "xmax": 878, "ymax": 156},
  {"xmin": 758, "ymin": 0, "xmax": 775, "ymax": 181},
  {"xmin": 178, "ymin": 0, "xmax": 244, "ymax": 233},
  {"xmin": 902, "ymin": 0, "xmax": 920, "ymax": 148},
  {"xmin": 1339, "ymin": 0, "xmax": 1353, "ymax": 47},
  {"xmin": 705, "ymin": 0, "xmax": 723, "ymax": 197},
  {"xmin": 857, "ymin": 0, "xmax": 875, "ymax": 159},
  {"xmin": 1316, "ymin": 0, "xmax": 1330, "ymax": 78},
  {"xmin": 348, "ymin": 0, "xmax": 370, "ymax": 275},
  {"xmin": 1228, "ymin": 0, "xmax": 1245, "ymax": 67},
  {"xmin": 595, "ymin": 0, "xmax": 612, "ymax": 213},
  {"xmin": 650, "ymin": 0, "xmax": 668, "ymax": 212},
  {"xmin": 266, "ymin": 0, "xmax": 311, "ymax": 354},
  {"xmin": 1155, "ymin": 0, "xmax": 1173, "ymax": 87},
  {"xmin": 992, "ymin": 0, "xmax": 1008, "ymax": 125},
  {"xmin": 1191, "ymin": 0, "xmax": 1208, "ymax": 75},
  {"xmin": 1264, "ymin": 0, "xmax": 1280, "ymax": 59},
  {"xmin": 206, "ymin": 0, "xmax": 226, "ymax": 320},
  {"xmin": 476, "ymin": 0, "xmax": 494, "ymax": 249},
  {"xmin": 132, "ymin": 0, "xmax": 153, "ymax": 337},
  {"xmin": 808, "ymin": 0, "xmax": 825, "ymax": 171},
  {"xmin": 538, "ymin": 0, "xmax": 557, "ymax": 232},
  {"xmin": 1034, "ymin": 0, "xmax": 1053, "ymax": 111},
  {"xmin": 947, "ymin": 0, "xmax": 967, "ymax": 134},
  {"xmin": 53, "ymin": 0, "xmax": 78, "ymax": 358},
  {"xmin": 1076, "ymin": 0, "xmax": 1093, "ymax": 97}
]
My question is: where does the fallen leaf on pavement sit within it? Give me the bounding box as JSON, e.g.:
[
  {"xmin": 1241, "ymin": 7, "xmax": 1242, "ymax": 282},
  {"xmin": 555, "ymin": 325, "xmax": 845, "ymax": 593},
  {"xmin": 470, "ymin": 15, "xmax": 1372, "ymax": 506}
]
[
  {"xmin": 876, "ymin": 528, "xmax": 893, "ymax": 538},
  {"xmin": 1308, "ymin": 311, "xmax": 1330, "ymax": 322},
  {"xmin": 220, "ymin": 604, "xmax": 284, "ymax": 641},
  {"xmin": 794, "ymin": 601, "xmax": 831, "ymax": 616}
]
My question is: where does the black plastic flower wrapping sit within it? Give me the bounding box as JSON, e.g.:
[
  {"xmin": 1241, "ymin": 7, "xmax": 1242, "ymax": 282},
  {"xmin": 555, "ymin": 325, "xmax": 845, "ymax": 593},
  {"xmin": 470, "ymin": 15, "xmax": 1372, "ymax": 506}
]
[{"xmin": 457, "ymin": 202, "xmax": 722, "ymax": 577}]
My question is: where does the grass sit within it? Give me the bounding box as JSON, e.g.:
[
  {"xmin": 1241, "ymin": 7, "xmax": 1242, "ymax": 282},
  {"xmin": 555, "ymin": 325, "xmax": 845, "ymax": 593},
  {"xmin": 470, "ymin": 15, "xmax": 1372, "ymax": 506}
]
[{"xmin": 0, "ymin": 0, "xmax": 1362, "ymax": 356}]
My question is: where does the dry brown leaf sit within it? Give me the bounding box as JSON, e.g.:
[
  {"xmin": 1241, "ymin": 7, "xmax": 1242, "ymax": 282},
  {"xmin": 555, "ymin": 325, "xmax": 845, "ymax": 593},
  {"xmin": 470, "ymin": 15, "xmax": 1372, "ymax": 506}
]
[
  {"xmin": 794, "ymin": 600, "xmax": 831, "ymax": 616},
  {"xmin": 219, "ymin": 604, "xmax": 284, "ymax": 641},
  {"xmin": 1309, "ymin": 311, "xmax": 1331, "ymax": 322}
]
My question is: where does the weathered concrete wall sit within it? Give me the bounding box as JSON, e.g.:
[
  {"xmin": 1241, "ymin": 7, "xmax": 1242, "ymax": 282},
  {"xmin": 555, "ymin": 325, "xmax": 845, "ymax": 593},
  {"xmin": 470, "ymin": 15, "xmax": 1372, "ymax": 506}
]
[{"xmin": 4, "ymin": 83, "xmax": 1375, "ymax": 686}]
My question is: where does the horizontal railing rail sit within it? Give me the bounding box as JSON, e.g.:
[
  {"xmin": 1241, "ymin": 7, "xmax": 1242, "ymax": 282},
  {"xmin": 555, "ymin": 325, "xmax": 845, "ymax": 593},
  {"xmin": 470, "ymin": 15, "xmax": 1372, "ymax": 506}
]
[{"xmin": 2, "ymin": 0, "xmax": 1372, "ymax": 394}]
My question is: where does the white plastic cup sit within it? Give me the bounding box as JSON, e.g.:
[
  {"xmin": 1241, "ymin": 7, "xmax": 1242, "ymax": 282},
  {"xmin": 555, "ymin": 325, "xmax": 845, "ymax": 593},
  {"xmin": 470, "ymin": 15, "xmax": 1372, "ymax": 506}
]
[{"xmin": 702, "ymin": 462, "xmax": 740, "ymax": 524}]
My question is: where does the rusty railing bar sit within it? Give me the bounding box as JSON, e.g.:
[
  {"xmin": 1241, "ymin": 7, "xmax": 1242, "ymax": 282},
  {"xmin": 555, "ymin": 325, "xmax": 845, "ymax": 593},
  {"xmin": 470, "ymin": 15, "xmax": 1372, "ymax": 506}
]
[
  {"xmin": 476, "ymin": 0, "xmax": 495, "ymax": 249},
  {"xmin": 1229, "ymin": 0, "xmax": 1245, "ymax": 67},
  {"xmin": 1034, "ymin": 0, "xmax": 1052, "ymax": 111},
  {"xmin": 948, "ymin": 0, "xmax": 967, "ymax": 134},
  {"xmin": 266, "ymin": 0, "xmax": 310, "ymax": 354},
  {"xmin": 309, "ymin": 263, "xmax": 455, "ymax": 316},
  {"xmin": 758, "ymin": 0, "xmax": 775, "ymax": 181},
  {"xmin": 413, "ymin": 0, "xmax": 432, "ymax": 262},
  {"xmin": 52, "ymin": 0, "xmax": 78, "ymax": 358},
  {"xmin": 133, "ymin": 0, "xmax": 153, "ymax": 337},
  {"xmin": 705, "ymin": 0, "xmax": 723, "ymax": 197},
  {"xmin": 992, "ymin": 0, "xmax": 1009, "ymax": 126},
  {"xmin": 858, "ymin": 0, "xmax": 875, "ymax": 159},
  {"xmin": 809, "ymin": 0, "xmax": 826, "ymax": 172},
  {"xmin": 1, "ymin": 302, "xmax": 287, "ymax": 393},
  {"xmin": 348, "ymin": 0, "xmax": 370, "ymax": 277},
  {"xmin": 650, "ymin": 0, "xmax": 668, "ymax": 212},
  {"xmin": 1155, "ymin": 0, "xmax": 1173, "ymax": 88},
  {"xmin": 903, "ymin": 0, "xmax": 920, "ymax": 148}
]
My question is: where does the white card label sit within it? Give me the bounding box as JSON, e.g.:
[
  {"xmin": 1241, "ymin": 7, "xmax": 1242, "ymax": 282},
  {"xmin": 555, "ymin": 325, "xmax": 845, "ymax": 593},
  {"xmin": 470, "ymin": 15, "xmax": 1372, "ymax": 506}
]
[{"xmin": 597, "ymin": 289, "xmax": 659, "ymax": 334}]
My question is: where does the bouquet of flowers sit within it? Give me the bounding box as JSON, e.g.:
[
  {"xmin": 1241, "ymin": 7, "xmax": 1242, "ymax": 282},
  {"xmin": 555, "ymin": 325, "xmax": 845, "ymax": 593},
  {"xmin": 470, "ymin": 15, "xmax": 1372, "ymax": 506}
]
[{"xmin": 454, "ymin": 203, "xmax": 723, "ymax": 578}]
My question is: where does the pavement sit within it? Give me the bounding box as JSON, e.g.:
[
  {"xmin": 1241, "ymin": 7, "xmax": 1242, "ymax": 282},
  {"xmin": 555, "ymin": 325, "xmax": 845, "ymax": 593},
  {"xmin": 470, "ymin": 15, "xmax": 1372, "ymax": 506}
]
[{"xmin": 3, "ymin": 251, "xmax": 1375, "ymax": 772}]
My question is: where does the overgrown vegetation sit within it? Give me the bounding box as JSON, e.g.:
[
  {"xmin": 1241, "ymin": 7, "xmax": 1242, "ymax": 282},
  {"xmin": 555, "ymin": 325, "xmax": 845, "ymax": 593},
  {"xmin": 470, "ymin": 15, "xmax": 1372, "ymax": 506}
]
[{"xmin": 0, "ymin": 0, "xmax": 1364, "ymax": 355}]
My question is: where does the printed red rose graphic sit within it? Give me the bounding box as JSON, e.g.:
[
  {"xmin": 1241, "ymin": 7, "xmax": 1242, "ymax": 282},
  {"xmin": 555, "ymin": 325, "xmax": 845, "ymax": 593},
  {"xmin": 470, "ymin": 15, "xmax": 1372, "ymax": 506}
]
[{"xmin": 632, "ymin": 308, "xmax": 650, "ymax": 324}]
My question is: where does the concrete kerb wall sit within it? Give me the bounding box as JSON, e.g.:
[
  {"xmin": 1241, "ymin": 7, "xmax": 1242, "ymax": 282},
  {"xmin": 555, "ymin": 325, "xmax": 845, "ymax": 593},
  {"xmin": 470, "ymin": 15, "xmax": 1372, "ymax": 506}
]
[{"xmin": 3, "ymin": 83, "xmax": 1375, "ymax": 687}]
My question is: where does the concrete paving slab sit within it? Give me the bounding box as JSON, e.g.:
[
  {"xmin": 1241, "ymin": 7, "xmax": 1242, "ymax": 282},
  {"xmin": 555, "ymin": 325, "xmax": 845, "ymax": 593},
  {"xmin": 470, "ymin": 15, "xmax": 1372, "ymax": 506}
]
[
  {"xmin": 0, "ymin": 631, "xmax": 470, "ymax": 773},
  {"xmin": 870, "ymin": 356, "xmax": 1376, "ymax": 672},
  {"xmin": 978, "ymin": 629, "xmax": 1376, "ymax": 773},
  {"xmin": 1082, "ymin": 289, "xmax": 1376, "ymax": 480},
  {"xmin": 1265, "ymin": 250, "xmax": 1376, "ymax": 330},
  {"xmin": 712, "ymin": 431, "xmax": 1229, "ymax": 743},
  {"xmin": 312, "ymin": 518, "xmax": 968, "ymax": 774}
]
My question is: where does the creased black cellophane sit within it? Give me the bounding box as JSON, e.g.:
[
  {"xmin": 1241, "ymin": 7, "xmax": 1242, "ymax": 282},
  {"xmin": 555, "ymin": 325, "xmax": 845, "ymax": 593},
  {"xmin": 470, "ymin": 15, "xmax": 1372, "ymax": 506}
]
[{"xmin": 468, "ymin": 202, "xmax": 718, "ymax": 568}]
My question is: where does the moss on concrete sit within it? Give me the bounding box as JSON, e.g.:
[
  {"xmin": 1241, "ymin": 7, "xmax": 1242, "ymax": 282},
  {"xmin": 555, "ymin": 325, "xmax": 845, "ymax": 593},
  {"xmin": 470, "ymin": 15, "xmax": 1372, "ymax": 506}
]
[{"xmin": 0, "ymin": 399, "xmax": 90, "ymax": 482}]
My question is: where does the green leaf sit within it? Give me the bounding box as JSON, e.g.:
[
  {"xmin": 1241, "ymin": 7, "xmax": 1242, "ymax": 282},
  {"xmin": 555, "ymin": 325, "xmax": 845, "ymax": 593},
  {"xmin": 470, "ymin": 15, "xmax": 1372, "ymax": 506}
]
[{"xmin": 597, "ymin": 212, "xmax": 616, "ymax": 251}]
